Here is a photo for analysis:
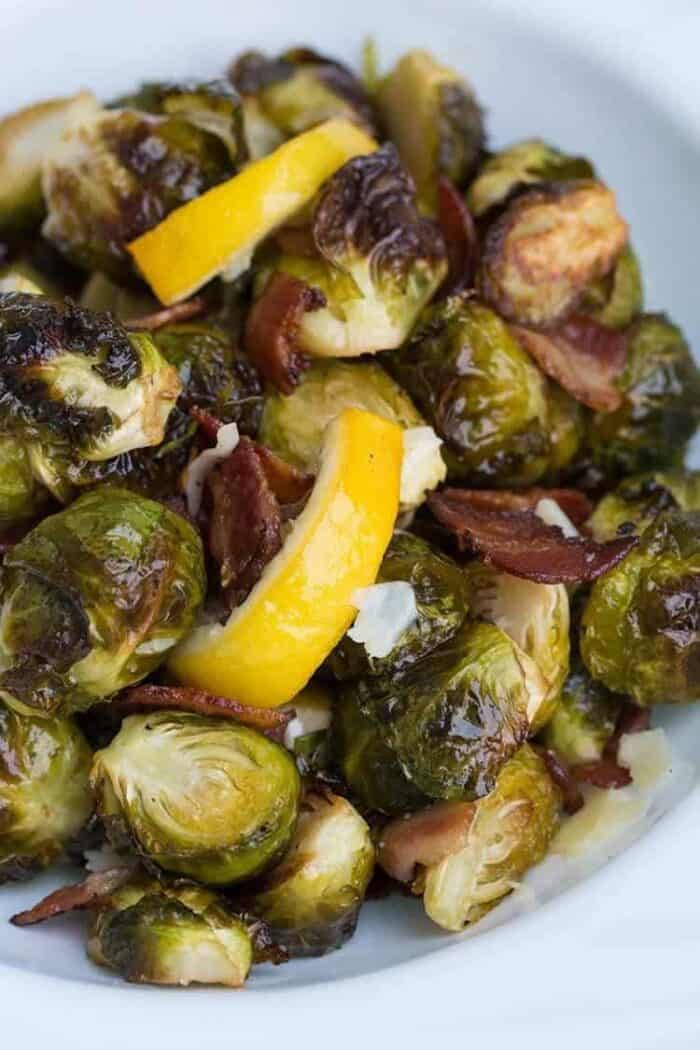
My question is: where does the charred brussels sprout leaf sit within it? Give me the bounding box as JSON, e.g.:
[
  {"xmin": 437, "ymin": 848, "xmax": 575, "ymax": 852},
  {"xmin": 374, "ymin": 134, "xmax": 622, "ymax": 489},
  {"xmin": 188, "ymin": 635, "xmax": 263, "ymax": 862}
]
[
  {"xmin": 580, "ymin": 245, "xmax": 643, "ymax": 329},
  {"xmin": 0, "ymin": 436, "xmax": 48, "ymax": 525},
  {"xmin": 588, "ymin": 314, "xmax": 700, "ymax": 481},
  {"xmin": 540, "ymin": 655, "xmax": 622, "ymax": 764},
  {"xmin": 243, "ymin": 792, "xmax": 374, "ymax": 957},
  {"xmin": 479, "ymin": 181, "xmax": 628, "ymax": 327},
  {"xmin": 581, "ymin": 510, "xmax": 700, "ymax": 705},
  {"xmin": 90, "ymin": 712, "xmax": 301, "ymax": 885},
  {"xmin": 329, "ymin": 531, "xmax": 469, "ymax": 679},
  {"xmin": 589, "ymin": 471, "xmax": 700, "ymax": 543},
  {"xmin": 466, "ymin": 139, "xmax": 594, "ymax": 217},
  {"xmin": 88, "ymin": 875, "xmax": 253, "ymax": 987},
  {"xmin": 0, "ymin": 293, "xmax": 181, "ymax": 501},
  {"xmin": 418, "ymin": 744, "xmax": 560, "ymax": 930},
  {"xmin": 0, "ymin": 703, "xmax": 92, "ymax": 882},
  {"xmin": 0, "ymin": 487, "xmax": 205, "ymax": 717},
  {"xmin": 377, "ymin": 49, "xmax": 485, "ymax": 212}
]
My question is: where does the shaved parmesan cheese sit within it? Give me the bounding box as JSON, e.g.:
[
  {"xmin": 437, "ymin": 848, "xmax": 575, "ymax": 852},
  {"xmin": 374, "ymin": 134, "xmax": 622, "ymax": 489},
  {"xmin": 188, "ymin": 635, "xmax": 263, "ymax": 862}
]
[
  {"xmin": 535, "ymin": 497, "xmax": 579, "ymax": 538},
  {"xmin": 182, "ymin": 421, "xmax": 239, "ymax": 517},
  {"xmin": 400, "ymin": 426, "xmax": 446, "ymax": 510},
  {"xmin": 282, "ymin": 685, "xmax": 333, "ymax": 751},
  {"xmin": 348, "ymin": 581, "xmax": 418, "ymax": 659}
]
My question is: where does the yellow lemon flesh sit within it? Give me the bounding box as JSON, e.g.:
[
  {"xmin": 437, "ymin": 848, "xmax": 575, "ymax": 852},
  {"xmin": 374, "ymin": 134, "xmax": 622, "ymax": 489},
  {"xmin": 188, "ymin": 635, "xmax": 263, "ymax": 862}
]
[
  {"xmin": 128, "ymin": 118, "xmax": 377, "ymax": 305},
  {"xmin": 168, "ymin": 408, "xmax": 403, "ymax": 707}
]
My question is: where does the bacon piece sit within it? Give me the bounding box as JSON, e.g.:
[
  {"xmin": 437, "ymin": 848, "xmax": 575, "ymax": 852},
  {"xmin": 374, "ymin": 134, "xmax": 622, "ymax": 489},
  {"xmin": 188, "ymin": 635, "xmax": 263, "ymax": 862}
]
[
  {"xmin": 10, "ymin": 868, "xmax": 132, "ymax": 927},
  {"xmin": 511, "ymin": 317, "xmax": 628, "ymax": 412},
  {"xmin": 428, "ymin": 488, "xmax": 636, "ymax": 584},
  {"xmin": 117, "ymin": 684, "xmax": 292, "ymax": 739},
  {"xmin": 125, "ymin": 296, "xmax": 206, "ymax": 331},
  {"xmin": 254, "ymin": 446, "xmax": 314, "ymax": 505},
  {"xmin": 437, "ymin": 176, "xmax": 478, "ymax": 297},
  {"xmin": 189, "ymin": 404, "xmax": 222, "ymax": 442},
  {"xmin": 245, "ymin": 273, "xmax": 326, "ymax": 394},
  {"xmin": 377, "ymin": 801, "xmax": 475, "ymax": 884},
  {"xmin": 573, "ymin": 757, "xmax": 633, "ymax": 790},
  {"xmin": 533, "ymin": 745, "xmax": 584, "ymax": 815},
  {"xmin": 451, "ymin": 487, "xmax": 593, "ymax": 529}
]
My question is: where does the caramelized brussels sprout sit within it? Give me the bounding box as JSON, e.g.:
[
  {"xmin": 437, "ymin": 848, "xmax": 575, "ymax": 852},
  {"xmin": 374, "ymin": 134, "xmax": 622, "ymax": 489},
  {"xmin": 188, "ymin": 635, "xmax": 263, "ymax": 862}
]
[
  {"xmin": 479, "ymin": 181, "xmax": 627, "ymax": 326},
  {"xmin": 588, "ymin": 471, "xmax": 700, "ymax": 542},
  {"xmin": 581, "ymin": 510, "xmax": 700, "ymax": 705},
  {"xmin": 0, "ymin": 703, "xmax": 92, "ymax": 881},
  {"xmin": 466, "ymin": 139, "xmax": 594, "ymax": 217},
  {"xmin": 328, "ymin": 531, "xmax": 469, "ymax": 679},
  {"xmin": 88, "ymin": 874, "xmax": 253, "ymax": 987},
  {"xmin": 0, "ymin": 487, "xmax": 205, "ymax": 717},
  {"xmin": 243, "ymin": 792, "xmax": 374, "ymax": 957},
  {"xmin": 0, "ymin": 293, "xmax": 181, "ymax": 502},
  {"xmin": 0, "ymin": 436, "xmax": 48, "ymax": 526},
  {"xmin": 545, "ymin": 382, "xmax": 585, "ymax": 479},
  {"xmin": 580, "ymin": 245, "xmax": 643, "ymax": 329},
  {"xmin": 260, "ymin": 145, "xmax": 446, "ymax": 357},
  {"xmin": 91, "ymin": 712, "xmax": 301, "ymax": 885},
  {"xmin": 540, "ymin": 655, "xmax": 621, "ymax": 764},
  {"xmin": 417, "ymin": 744, "xmax": 560, "ymax": 930},
  {"xmin": 587, "ymin": 314, "xmax": 700, "ymax": 480},
  {"xmin": 377, "ymin": 49, "xmax": 485, "ymax": 211}
]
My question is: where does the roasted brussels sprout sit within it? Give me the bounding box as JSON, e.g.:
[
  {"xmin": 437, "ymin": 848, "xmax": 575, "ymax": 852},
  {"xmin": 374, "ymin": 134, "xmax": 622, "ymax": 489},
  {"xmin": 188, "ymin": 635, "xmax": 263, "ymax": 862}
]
[
  {"xmin": 328, "ymin": 531, "xmax": 469, "ymax": 679},
  {"xmin": 243, "ymin": 792, "xmax": 374, "ymax": 957},
  {"xmin": 580, "ymin": 245, "xmax": 643, "ymax": 329},
  {"xmin": 465, "ymin": 562, "xmax": 569, "ymax": 732},
  {"xmin": 545, "ymin": 382, "xmax": 585, "ymax": 479},
  {"xmin": 417, "ymin": 744, "xmax": 560, "ymax": 930},
  {"xmin": 479, "ymin": 181, "xmax": 627, "ymax": 326},
  {"xmin": 79, "ymin": 272, "xmax": 158, "ymax": 319},
  {"xmin": 0, "ymin": 487, "xmax": 205, "ymax": 717},
  {"xmin": 88, "ymin": 874, "xmax": 253, "ymax": 987},
  {"xmin": 343, "ymin": 621, "xmax": 540, "ymax": 802},
  {"xmin": 466, "ymin": 139, "xmax": 594, "ymax": 217},
  {"xmin": 377, "ymin": 49, "xmax": 485, "ymax": 212},
  {"xmin": 581, "ymin": 510, "xmax": 700, "ymax": 705},
  {"xmin": 0, "ymin": 436, "xmax": 48, "ymax": 526},
  {"xmin": 540, "ymin": 655, "xmax": 621, "ymax": 764},
  {"xmin": 0, "ymin": 293, "xmax": 181, "ymax": 501},
  {"xmin": 0, "ymin": 703, "xmax": 92, "ymax": 881},
  {"xmin": 587, "ymin": 314, "xmax": 700, "ymax": 480},
  {"xmin": 259, "ymin": 145, "xmax": 447, "ymax": 358},
  {"xmin": 588, "ymin": 471, "xmax": 700, "ymax": 542},
  {"xmin": 91, "ymin": 712, "xmax": 301, "ymax": 885}
]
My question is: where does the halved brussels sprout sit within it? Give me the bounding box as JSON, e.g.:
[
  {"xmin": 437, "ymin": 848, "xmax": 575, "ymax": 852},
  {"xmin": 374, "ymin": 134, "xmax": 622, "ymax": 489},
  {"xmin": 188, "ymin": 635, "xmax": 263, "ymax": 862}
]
[
  {"xmin": 588, "ymin": 314, "xmax": 700, "ymax": 481},
  {"xmin": 465, "ymin": 139, "xmax": 594, "ymax": 217},
  {"xmin": 588, "ymin": 471, "xmax": 700, "ymax": 543},
  {"xmin": 0, "ymin": 263, "xmax": 50, "ymax": 296},
  {"xmin": 0, "ymin": 487, "xmax": 205, "ymax": 717},
  {"xmin": 581, "ymin": 510, "xmax": 700, "ymax": 705},
  {"xmin": 91, "ymin": 711, "xmax": 301, "ymax": 885},
  {"xmin": 479, "ymin": 181, "xmax": 628, "ymax": 327},
  {"xmin": 377, "ymin": 49, "xmax": 485, "ymax": 212},
  {"xmin": 580, "ymin": 244, "xmax": 643, "ymax": 329},
  {"xmin": 328, "ymin": 531, "xmax": 469, "ymax": 679},
  {"xmin": 417, "ymin": 743, "xmax": 560, "ymax": 930},
  {"xmin": 0, "ymin": 436, "xmax": 48, "ymax": 526},
  {"xmin": 0, "ymin": 703, "xmax": 92, "ymax": 881},
  {"xmin": 540, "ymin": 655, "xmax": 621, "ymax": 764},
  {"xmin": 465, "ymin": 562, "xmax": 569, "ymax": 732},
  {"xmin": 0, "ymin": 292, "xmax": 181, "ymax": 502},
  {"xmin": 243, "ymin": 792, "xmax": 374, "ymax": 957},
  {"xmin": 88, "ymin": 874, "xmax": 253, "ymax": 987}
]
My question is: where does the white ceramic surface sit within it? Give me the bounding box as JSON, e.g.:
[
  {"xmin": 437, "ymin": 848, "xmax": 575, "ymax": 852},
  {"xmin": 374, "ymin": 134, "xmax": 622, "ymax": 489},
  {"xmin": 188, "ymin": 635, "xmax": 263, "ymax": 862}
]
[{"xmin": 1, "ymin": 1, "xmax": 700, "ymax": 1046}]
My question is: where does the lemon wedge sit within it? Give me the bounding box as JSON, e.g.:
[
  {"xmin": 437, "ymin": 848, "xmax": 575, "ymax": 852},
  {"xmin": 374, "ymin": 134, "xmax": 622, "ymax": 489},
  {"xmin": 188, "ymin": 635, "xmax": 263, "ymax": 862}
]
[
  {"xmin": 168, "ymin": 408, "xmax": 402, "ymax": 706},
  {"xmin": 128, "ymin": 118, "xmax": 377, "ymax": 305}
]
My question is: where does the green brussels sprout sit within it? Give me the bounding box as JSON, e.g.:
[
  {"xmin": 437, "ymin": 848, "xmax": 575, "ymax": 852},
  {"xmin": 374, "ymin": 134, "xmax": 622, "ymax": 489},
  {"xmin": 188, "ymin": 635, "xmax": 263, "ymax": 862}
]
[
  {"xmin": 87, "ymin": 874, "xmax": 253, "ymax": 987},
  {"xmin": 540, "ymin": 655, "xmax": 621, "ymax": 764},
  {"xmin": 545, "ymin": 381, "xmax": 585, "ymax": 479},
  {"xmin": 91, "ymin": 711, "xmax": 301, "ymax": 886},
  {"xmin": 418, "ymin": 743, "xmax": 560, "ymax": 930},
  {"xmin": 0, "ymin": 703, "xmax": 92, "ymax": 881},
  {"xmin": 42, "ymin": 102, "xmax": 238, "ymax": 276},
  {"xmin": 0, "ymin": 487, "xmax": 205, "ymax": 717},
  {"xmin": 465, "ymin": 562, "xmax": 569, "ymax": 733},
  {"xmin": 79, "ymin": 272, "xmax": 158, "ymax": 319},
  {"xmin": 581, "ymin": 509, "xmax": 700, "ymax": 705},
  {"xmin": 328, "ymin": 531, "xmax": 469, "ymax": 679},
  {"xmin": 588, "ymin": 471, "xmax": 700, "ymax": 543},
  {"xmin": 580, "ymin": 245, "xmax": 643, "ymax": 329},
  {"xmin": 243, "ymin": 792, "xmax": 374, "ymax": 957},
  {"xmin": 0, "ymin": 436, "xmax": 48, "ymax": 526},
  {"xmin": 377, "ymin": 49, "xmax": 485, "ymax": 212},
  {"xmin": 259, "ymin": 145, "xmax": 447, "ymax": 358},
  {"xmin": 587, "ymin": 314, "xmax": 700, "ymax": 481},
  {"xmin": 0, "ymin": 292, "xmax": 181, "ymax": 502},
  {"xmin": 386, "ymin": 296, "xmax": 558, "ymax": 486},
  {"xmin": 345, "ymin": 621, "xmax": 539, "ymax": 802},
  {"xmin": 466, "ymin": 139, "xmax": 594, "ymax": 217}
]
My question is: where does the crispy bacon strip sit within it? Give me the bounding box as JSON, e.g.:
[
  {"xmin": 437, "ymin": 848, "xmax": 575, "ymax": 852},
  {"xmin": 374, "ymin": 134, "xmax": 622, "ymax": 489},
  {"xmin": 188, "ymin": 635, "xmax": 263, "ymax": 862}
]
[
  {"xmin": 377, "ymin": 801, "xmax": 475, "ymax": 884},
  {"xmin": 125, "ymin": 296, "xmax": 206, "ymax": 331},
  {"xmin": 254, "ymin": 445, "xmax": 314, "ymax": 505},
  {"xmin": 511, "ymin": 317, "xmax": 628, "ymax": 412},
  {"xmin": 428, "ymin": 489, "xmax": 636, "ymax": 584},
  {"xmin": 533, "ymin": 746, "xmax": 584, "ymax": 815},
  {"xmin": 451, "ymin": 487, "xmax": 593, "ymax": 529},
  {"xmin": 117, "ymin": 684, "xmax": 292, "ymax": 739},
  {"xmin": 245, "ymin": 273, "xmax": 326, "ymax": 394},
  {"xmin": 10, "ymin": 868, "xmax": 132, "ymax": 927},
  {"xmin": 437, "ymin": 176, "xmax": 479, "ymax": 297},
  {"xmin": 573, "ymin": 758, "xmax": 633, "ymax": 790}
]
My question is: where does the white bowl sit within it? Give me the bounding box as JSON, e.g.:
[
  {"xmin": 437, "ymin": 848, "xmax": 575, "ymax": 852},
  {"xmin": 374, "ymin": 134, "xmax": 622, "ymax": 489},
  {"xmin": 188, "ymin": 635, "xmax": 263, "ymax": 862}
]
[{"xmin": 1, "ymin": 0, "xmax": 700, "ymax": 1045}]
